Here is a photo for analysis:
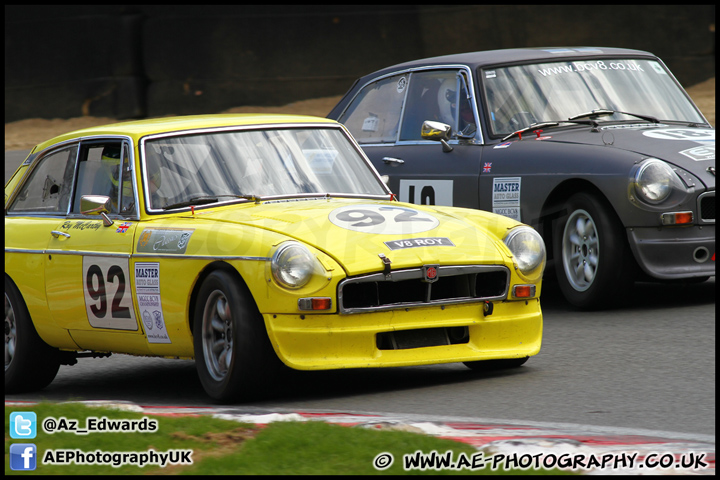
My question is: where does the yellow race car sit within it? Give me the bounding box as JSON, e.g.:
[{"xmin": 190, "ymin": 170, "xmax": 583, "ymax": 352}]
[{"xmin": 5, "ymin": 114, "xmax": 545, "ymax": 402}]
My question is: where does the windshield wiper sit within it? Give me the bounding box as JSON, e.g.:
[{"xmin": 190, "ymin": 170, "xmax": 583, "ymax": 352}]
[
  {"xmin": 162, "ymin": 194, "xmax": 261, "ymax": 210},
  {"xmin": 501, "ymin": 122, "xmax": 562, "ymax": 142},
  {"xmin": 500, "ymin": 109, "xmax": 663, "ymax": 142},
  {"xmin": 568, "ymin": 109, "xmax": 659, "ymax": 124}
]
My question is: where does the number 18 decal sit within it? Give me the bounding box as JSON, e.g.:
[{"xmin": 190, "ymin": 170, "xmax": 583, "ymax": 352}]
[
  {"xmin": 83, "ymin": 256, "xmax": 138, "ymax": 330},
  {"xmin": 329, "ymin": 204, "xmax": 439, "ymax": 234}
]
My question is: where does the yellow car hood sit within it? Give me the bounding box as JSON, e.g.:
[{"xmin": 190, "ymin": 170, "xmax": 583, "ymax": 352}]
[{"xmin": 200, "ymin": 199, "xmax": 515, "ymax": 276}]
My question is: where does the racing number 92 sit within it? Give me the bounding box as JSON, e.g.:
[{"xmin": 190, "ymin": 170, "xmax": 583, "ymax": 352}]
[
  {"xmin": 82, "ymin": 256, "xmax": 138, "ymax": 330},
  {"xmin": 329, "ymin": 204, "xmax": 439, "ymax": 234},
  {"xmin": 85, "ymin": 264, "xmax": 130, "ymax": 319}
]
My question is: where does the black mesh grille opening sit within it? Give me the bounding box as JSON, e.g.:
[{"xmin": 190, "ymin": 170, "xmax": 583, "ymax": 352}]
[
  {"xmin": 700, "ymin": 195, "xmax": 715, "ymax": 221},
  {"xmin": 339, "ymin": 266, "xmax": 509, "ymax": 313},
  {"xmin": 377, "ymin": 326, "xmax": 470, "ymax": 350},
  {"xmin": 475, "ymin": 270, "xmax": 508, "ymax": 298}
]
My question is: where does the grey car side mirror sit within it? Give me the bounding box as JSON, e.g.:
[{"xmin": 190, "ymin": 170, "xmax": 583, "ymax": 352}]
[{"xmin": 421, "ymin": 121, "xmax": 454, "ymax": 152}]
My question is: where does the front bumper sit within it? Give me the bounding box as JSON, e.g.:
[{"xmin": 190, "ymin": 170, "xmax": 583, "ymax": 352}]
[
  {"xmin": 263, "ymin": 299, "xmax": 542, "ymax": 370},
  {"xmin": 627, "ymin": 225, "xmax": 715, "ymax": 279}
]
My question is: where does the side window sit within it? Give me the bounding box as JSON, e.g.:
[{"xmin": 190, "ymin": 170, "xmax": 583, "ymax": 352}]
[
  {"xmin": 73, "ymin": 142, "xmax": 133, "ymax": 216},
  {"xmin": 456, "ymin": 72, "xmax": 477, "ymax": 137},
  {"xmin": 119, "ymin": 144, "xmax": 137, "ymax": 215},
  {"xmin": 337, "ymin": 74, "xmax": 407, "ymax": 144},
  {"xmin": 399, "ymin": 70, "xmax": 458, "ymax": 141},
  {"xmin": 8, "ymin": 146, "xmax": 77, "ymax": 214}
]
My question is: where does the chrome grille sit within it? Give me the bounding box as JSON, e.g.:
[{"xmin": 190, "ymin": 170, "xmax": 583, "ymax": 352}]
[
  {"xmin": 338, "ymin": 265, "xmax": 509, "ymax": 314},
  {"xmin": 698, "ymin": 191, "xmax": 715, "ymax": 223}
]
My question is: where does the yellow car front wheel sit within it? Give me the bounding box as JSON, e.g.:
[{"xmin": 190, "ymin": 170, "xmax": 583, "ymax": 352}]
[{"xmin": 193, "ymin": 269, "xmax": 281, "ymax": 402}]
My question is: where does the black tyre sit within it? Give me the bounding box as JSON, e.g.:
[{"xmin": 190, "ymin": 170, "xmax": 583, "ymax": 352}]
[
  {"xmin": 193, "ymin": 270, "xmax": 281, "ymax": 402},
  {"xmin": 464, "ymin": 357, "xmax": 528, "ymax": 372},
  {"xmin": 553, "ymin": 192, "xmax": 636, "ymax": 309},
  {"xmin": 5, "ymin": 276, "xmax": 61, "ymax": 393}
]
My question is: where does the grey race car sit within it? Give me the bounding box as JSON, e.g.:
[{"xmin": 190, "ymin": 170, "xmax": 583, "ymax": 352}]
[{"xmin": 328, "ymin": 47, "xmax": 715, "ymax": 309}]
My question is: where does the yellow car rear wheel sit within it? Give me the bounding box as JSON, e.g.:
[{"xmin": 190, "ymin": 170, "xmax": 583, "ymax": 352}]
[{"xmin": 5, "ymin": 276, "xmax": 61, "ymax": 393}]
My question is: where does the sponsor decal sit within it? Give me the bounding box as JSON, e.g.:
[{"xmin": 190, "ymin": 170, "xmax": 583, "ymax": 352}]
[
  {"xmin": 679, "ymin": 145, "xmax": 715, "ymax": 162},
  {"xmin": 384, "ymin": 237, "xmax": 455, "ymax": 250},
  {"xmin": 492, "ymin": 177, "xmax": 522, "ymax": 222},
  {"xmin": 134, "ymin": 262, "xmax": 170, "ymax": 344},
  {"xmin": 136, "ymin": 228, "xmax": 194, "ymax": 254},
  {"xmin": 396, "ymin": 76, "xmax": 407, "ymax": 93},
  {"xmin": 362, "ymin": 114, "xmax": 379, "ymax": 132}
]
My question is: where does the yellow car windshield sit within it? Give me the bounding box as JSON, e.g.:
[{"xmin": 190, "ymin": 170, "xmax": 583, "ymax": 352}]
[{"xmin": 142, "ymin": 127, "xmax": 388, "ymax": 210}]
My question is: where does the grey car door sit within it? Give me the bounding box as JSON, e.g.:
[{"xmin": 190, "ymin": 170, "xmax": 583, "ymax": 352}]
[{"xmin": 339, "ymin": 69, "xmax": 484, "ymax": 209}]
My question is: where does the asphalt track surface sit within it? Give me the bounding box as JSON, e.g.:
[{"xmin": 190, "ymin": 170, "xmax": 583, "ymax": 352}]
[{"xmin": 5, "ymin": 149, "xmax": 716, "ymax": 474}]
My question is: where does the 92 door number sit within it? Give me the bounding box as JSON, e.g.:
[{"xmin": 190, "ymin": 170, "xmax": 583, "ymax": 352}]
[
  {"xmin": 328, "ymin": 204, "xmax": 439, "ymax": 234},
  {"xmin": 82, "ymin": 256, "xmax": 138, "ymax": 330}
]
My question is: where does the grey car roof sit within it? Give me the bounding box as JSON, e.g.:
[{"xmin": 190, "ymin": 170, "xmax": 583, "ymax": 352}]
[{"xmin": 365, "ymin": 46, "xmax": 656, "ymax": 77}]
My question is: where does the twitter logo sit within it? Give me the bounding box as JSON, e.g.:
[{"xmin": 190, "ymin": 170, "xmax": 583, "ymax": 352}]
[{"xmin": 10, "ymin": 412, "xmax": 37, "ymax": 439}]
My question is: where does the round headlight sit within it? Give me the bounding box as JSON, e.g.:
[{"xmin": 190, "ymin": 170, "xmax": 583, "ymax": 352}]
[
  {"xmin": 634, "ymin": 159, "xmax": 679, "ymax": 204},
  {"xmin": 503, "ymin": 226, "xmax": 546, "ymax": 276},
  {"xmin": 271, "ymin": 242, "xmax": 317, "ymax": 289}
]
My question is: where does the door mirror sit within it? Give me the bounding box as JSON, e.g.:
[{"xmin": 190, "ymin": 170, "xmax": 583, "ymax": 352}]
[
  {"xmin": 421, "ymin": 121, "xmax": 453, "ymax": 152},
  {"xmin": 80, "ymin": 195, "xmax": 114, "ymax": 226}
]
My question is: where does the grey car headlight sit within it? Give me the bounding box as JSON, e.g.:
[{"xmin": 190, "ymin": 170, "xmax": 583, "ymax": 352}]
[
  {"xmin": 503, "ymin": 226, "xmax": 546, "ymax": 279},
  {"xmin": 634, "ymin": 159, "xmax": 683, "ymax": 204},
  {"xmin": 270, "ymin": 241, "xmax": 318, "ymax": 289}
]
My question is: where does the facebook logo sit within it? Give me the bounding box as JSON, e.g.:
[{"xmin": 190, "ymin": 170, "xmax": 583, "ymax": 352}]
[
  {"xmin": 10, "ymin": 444, "xmax": 37, "ymax": 471},
  {"xmin": 10, "ymin": 412, "xmax": 37, "ymax": 439}
]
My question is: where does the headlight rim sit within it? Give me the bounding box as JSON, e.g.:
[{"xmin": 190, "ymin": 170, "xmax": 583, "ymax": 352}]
[
  {"xmin": 633, "ymin": 158, "xmax": 681, "ymax": 205},
  {"xmin": 503, "ymin": 226, "xmax": 546, "ymax": 278},
  {"xmin": 270, "ymin": 241, "xmax": 318, "ymax": 290}
]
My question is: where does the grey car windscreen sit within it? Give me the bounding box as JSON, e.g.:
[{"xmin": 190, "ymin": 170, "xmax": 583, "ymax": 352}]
[{"xmin": 482, "ymin": 59, "xmax": 706, "ymax": 136}]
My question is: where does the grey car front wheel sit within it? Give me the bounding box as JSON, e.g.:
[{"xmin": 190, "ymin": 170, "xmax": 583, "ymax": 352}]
[
  {"xmin": 561, "ymin": 208, "xmax": 599, "ymax": 292},
  {"xmin": 553, "ymin": 192, "xmax": 636, "ymax": 309}
]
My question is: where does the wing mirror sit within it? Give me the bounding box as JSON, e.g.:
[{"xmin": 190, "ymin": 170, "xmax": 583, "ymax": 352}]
[
  {"xmin": 421, "ymin": 121, "xmax": 454, "ymax": 152},
  {"xmin": 80, "ymin": 195, "xmax": 115, "ymax": 227}
]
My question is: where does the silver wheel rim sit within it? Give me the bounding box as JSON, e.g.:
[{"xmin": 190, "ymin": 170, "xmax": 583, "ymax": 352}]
[
  {"xmin": 5, "ymin": 293, "xmax": 17, "ymax": 371},
  {"xmin": 561, "ymin": 209, "xmax": 599, "ymax": 292},
  {"xmin": 201, "ymin": 290, "xmax": 234, "ymax": 382}
]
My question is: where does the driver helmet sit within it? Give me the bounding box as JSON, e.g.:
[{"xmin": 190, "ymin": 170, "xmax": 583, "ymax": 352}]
[
  {"xmin": 100, "ymin": 145, "xmax": 122, "ymax": 187},
  {"xmin": 437, "ymin": 78, "xmax": 457, "ymax": 125}
]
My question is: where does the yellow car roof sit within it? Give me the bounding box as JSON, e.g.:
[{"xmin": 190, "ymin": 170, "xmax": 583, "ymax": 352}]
[{"xmin": 33, "ymin": 114, "xmax": 338, "ymax": 152}]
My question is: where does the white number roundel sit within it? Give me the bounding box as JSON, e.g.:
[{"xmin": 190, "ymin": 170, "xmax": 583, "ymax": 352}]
[
  {"xmin": 642, "ymin": 128, "xmax": 714, "ymax": 141},
  {"xmin": 329, "ymin": 204, "xmax": 439, "ymax": 234}
]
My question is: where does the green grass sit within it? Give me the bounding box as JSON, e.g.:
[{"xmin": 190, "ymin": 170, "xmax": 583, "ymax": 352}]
[{"xmin": 6, "ymin": 403, "xmax": 566, "ymax": 475}]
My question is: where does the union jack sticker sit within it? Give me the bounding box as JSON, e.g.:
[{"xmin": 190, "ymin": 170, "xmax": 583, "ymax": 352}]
[{"xmin": 483, "ymin": 162, "xmax": 492, "ymax": 173}]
